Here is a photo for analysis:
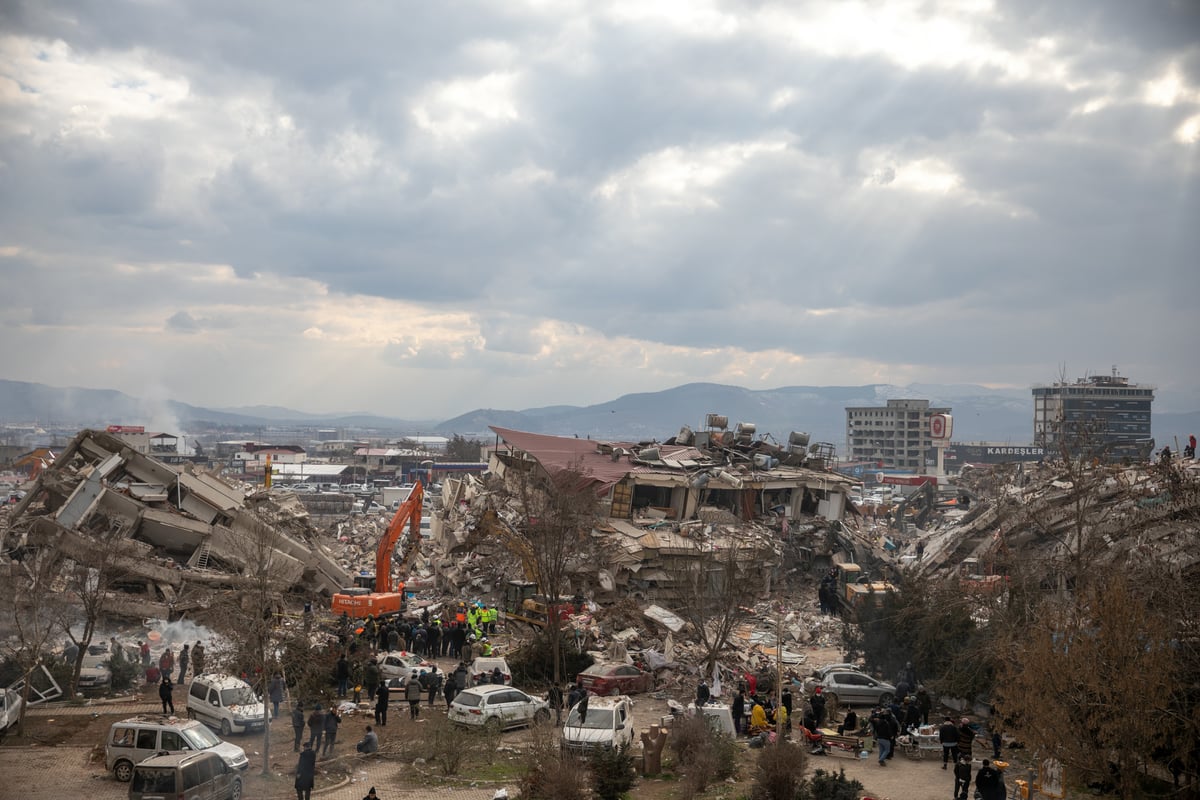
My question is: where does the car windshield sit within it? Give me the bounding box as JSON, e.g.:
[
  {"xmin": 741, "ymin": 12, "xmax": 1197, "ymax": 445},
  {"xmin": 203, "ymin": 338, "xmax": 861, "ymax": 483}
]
[
  {"xmin": 131, "ymin": 767, "xmax": 177, "ymax": 792},
  {"xmin": 565, "ymin": 708, "xmax": 615, "ymax": 730},
  {"xmin": 219, "ymin": 686, "xmax": 257, "ymax": 706},
  {"xmin": 182, "ymin": 726, "xmax": 221, "ymax": 749}
]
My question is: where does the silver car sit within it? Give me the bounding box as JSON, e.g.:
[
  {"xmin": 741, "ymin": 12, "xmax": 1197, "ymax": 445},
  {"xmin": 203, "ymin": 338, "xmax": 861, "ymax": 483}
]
[
  {"xmin": 448, "ymin": 685, "xmax": 549, "ymax": 732},
  {"xmin": 805, "ymin": 669, "xmax": 896, "ymax": 708}
]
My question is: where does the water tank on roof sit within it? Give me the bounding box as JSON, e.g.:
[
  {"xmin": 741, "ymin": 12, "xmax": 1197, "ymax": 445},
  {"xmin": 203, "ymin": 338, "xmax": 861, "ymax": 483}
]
[
  {"xmin": 639, "ymin": 447, "xmax": 661, "ymax": 462},
  {"xmin": 788, "ymin": 431, "xmax": 810, "ymax": 449},
  {"xmin": 676, "ymin": 425, "xmax": 694, "ymax": 445},
  {"xmin": 735, "ymin": 422, "xmax": 757, "ymax": 441},
  {"xmin": 705, "ymin": 414, "xmax": 728, "ymax": 430},
  {"xmin": 753, "ymin": 454, "xmax": 779, "ymax": 470}
]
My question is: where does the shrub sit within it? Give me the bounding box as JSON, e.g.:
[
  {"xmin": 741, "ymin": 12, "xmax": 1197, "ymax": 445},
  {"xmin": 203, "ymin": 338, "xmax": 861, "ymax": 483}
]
[
  {"xmin": 750, "ymin": 740, "xmax": 806, "ymax": 800},
  {"xmin": 508, "ymin": 632, "xmax": 593, "ymax": 686},
  {"xmin": 517, "ymin": 725, "xmax": 589, "ymax": 800},
  {"xmin": 417, "ymin": 713, "xmax": 497, "ymax": 776},
  {"xmin": 590, "ymin": 744, "xmax": 637, "ymax": 800},
  {"xmin": 668, "ymin": 712, "xmax": 739, "ymax": 794},
  {"xmin": 797, "ymin": 768, "xmax": 863, "ymax": 800}
]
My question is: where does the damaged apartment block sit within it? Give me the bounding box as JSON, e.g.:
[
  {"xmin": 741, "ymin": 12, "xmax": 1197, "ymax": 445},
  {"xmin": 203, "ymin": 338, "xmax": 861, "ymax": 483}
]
[
  {"xmin": 1, "ymin": 429, "xmax": 350, "ymax": 620},
  {"xmin": 436, "ymin": 419, "xmax": 865, "ymax": 605}
]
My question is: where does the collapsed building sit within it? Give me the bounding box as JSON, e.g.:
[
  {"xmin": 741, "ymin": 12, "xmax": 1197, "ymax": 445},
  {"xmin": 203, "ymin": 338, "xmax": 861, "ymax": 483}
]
[
  {"xmin": 0, "ymin": 429, "xmax": 350, "ymax": 620},
  {"xmin": 432, "ymin": 423, "xmax": 864, "ymax": 603}
]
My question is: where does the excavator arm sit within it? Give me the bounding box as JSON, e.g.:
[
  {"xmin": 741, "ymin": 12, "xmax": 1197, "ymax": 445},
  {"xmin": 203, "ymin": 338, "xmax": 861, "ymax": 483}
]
[{"xmin": 374, "ymin": 481, "xmax": 423, "ymax": 593}]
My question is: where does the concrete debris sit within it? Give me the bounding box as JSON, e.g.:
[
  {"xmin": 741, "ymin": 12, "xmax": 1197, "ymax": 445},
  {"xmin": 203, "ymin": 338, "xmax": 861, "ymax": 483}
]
[{"xmin": 0, "ymin": 429, "xmax": 351, "ymax": 620}]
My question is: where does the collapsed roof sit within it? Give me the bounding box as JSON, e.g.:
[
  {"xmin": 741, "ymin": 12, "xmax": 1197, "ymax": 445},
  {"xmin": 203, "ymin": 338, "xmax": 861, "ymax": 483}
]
[{"xmin": 0, "ymin": 429, "xmax": 350, "ymax": 620}]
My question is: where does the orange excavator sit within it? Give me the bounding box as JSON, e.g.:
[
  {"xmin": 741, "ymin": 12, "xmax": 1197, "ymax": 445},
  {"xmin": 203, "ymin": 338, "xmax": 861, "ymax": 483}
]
[{"xmin": 331, "ymin": 481, "xmax": 424, "ymax": 618}]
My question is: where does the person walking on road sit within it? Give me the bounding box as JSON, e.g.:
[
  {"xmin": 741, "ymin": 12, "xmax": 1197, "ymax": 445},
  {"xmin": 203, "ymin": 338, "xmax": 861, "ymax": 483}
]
[
  {"xmin": 294, "ymin": 741, "xmax": 316, "ymax": 800},
  {"xmin": 177, "ymin": 645, "xmax": 189, "ymax": 685},
  {"xmin": 158, "ymin": 676, "xmax": 174, "ymax": 714}
]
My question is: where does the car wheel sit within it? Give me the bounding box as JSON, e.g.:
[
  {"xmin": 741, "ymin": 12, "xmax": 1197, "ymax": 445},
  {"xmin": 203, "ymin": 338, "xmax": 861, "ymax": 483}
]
[
  {"xmin": 114, "ymin": 759, "xmax": 134, "ymax": 782},
  {"xmin": 484, "ymin": 716, "xmax": 502, "ymax": 734},
  {"xmin": 220, "ymin": 719, "xmax": 232, "ymax": 736},
  {"xmin": 608, "ymin": 686, "xmax": 621, "ymax": 697},
  {"xmin": 534, "ymin": 708, "xmax": 551, "ymax": 726},
  {"xmin": 878, "ymin": 692, "xmax": 893, "ymax": 706},
  {"xmin": 229, "ymin": 777, "xmax": 243, "ymax": 800}
]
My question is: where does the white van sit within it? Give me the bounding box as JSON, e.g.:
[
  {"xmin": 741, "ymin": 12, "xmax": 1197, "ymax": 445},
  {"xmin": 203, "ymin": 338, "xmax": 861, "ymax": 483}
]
[
  {"xmin": 105, "ymin": 715, "xmax": 248, "ymax": 782},
  {"xmin": 186, "ymin": 674, "xmax": 269, "ymax": 736},
  {"xmin": 561, "ymin": 695, "xmax": 636, "ymax": 754}
]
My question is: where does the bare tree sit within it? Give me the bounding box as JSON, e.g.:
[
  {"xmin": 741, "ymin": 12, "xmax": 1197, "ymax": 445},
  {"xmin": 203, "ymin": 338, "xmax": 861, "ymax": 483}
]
[
  {"xmin": 0, "ymin": 529, "xmax": 70, "ymax": 735},
  {"xmin": 204, "ymin": 518, "xmax": 294, "ymax": 775},
  {"xmin": 669, "ymin": 535, "xmax": 765, "ymax": 675},
  {"xmin": 993, "ymin": 566, "xmax": 1185, "ymax": 799},
  {"xmin": 496, "ymin": 460, "xmax": 598, "ymax": 684},
  {"xmin": 58, "ymin": 514, "xmax": 136, "ymax": 698}
]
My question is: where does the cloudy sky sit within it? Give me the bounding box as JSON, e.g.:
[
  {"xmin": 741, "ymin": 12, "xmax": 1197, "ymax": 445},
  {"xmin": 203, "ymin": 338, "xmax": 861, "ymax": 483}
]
[{"xmin": 1, "ymin": 0, "xmax": 1197, "ymax": 419}]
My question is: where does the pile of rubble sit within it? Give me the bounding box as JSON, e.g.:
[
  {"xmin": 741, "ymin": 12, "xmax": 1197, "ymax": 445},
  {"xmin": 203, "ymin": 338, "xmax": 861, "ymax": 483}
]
[{"xmin": 0, "ymin": 429, "xmax": 351, "ymax": 620}]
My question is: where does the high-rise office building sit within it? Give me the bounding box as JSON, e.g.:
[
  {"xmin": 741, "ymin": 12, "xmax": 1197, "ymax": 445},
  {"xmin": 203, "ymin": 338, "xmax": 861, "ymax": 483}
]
[{"xmin": 1032, "ymin": 370, "xmax": 1154, "ymax": 459}]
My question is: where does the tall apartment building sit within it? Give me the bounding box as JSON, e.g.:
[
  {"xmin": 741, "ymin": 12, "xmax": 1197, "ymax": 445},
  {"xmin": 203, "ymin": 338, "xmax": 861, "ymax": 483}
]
[
  {"xmin": 845, "ymin": 399, "xmax": 950, "ymax": 472},
  {"xmin": 1032, "ymin": 370, "xmax": 1155, "ymax": 459}
]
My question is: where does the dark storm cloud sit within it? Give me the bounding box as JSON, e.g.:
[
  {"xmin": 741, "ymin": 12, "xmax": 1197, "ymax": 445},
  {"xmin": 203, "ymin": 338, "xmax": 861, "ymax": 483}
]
[{"xmin": 1, "ymin": 0, "xmax": 1196, "ymax": 413}]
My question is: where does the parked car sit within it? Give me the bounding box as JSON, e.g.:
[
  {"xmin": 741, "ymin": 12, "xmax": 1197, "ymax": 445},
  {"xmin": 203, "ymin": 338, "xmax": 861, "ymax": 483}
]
[
  {"xmin": 469, "ymin": 657, "xmax": 512, "ymax": 686},
  {"xmin": 575, "ymin": 663, "xmax": 654, "ymax": 696},
  {"xmin": 376, "ymin": 651, "xmax": 434, "ymax": 682},
  {"xmin": 77, "ymin": 648, "xmax": 113, "ymax": 693},
  {"xmin": 186, "ymin": 674, "xmax": 269, "ymax": 736},
  {"xmin": 804, "ymin": 668, "xmax": 895, "ymax": 708},
  {"xmin": 106, "ymin": 715, "xmax": 248, "ymax": 782},
  {"xmin": 448, "ymin": 685, "xmax": 549, "ymax": 732},
  {"xmin": 561, "ymin": 695, "xmax": 635, "ymax": 754},
  {"xmin": 128, "ymin": 750, "xmax": 243, "ymax": 800},
  {"xmin": 0, "ymin": 688, "xmax": 22, "ymax": 738}
]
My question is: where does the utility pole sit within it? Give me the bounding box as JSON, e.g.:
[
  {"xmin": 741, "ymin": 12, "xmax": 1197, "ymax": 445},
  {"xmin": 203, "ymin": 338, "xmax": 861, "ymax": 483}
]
[{"xmin": 775, "ymin": 603, "xmax": 784, "ymax": 738}]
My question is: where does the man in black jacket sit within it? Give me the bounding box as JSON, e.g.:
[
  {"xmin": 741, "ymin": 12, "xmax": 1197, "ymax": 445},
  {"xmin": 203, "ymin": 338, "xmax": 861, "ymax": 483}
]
[
  {"xmin": 939, "ymin": 715, "xmax": 961, "ymax": 768},
  {"xmin": 375, "ymin": 681, "xmax": 389, "ymax": 726},
  {"xmin": 953, "ymin": 754, "xmax": 972, "ymax": 800},
  {"xmin": 294, "ymin": 741, "xmax": 316, "ymax": 800}
]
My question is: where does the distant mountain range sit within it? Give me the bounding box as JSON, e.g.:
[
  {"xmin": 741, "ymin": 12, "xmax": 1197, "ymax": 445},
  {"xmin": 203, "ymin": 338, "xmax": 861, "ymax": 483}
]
[{"xmin": 1, "ymin": 378, "xmax": 1195, "ymax": 448}]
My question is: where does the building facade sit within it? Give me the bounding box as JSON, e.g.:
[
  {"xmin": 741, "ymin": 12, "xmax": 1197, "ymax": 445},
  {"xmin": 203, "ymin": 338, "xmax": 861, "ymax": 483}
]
[
  {"xmin": 844, "ymin": 399, "xmax": 950, "ymax": 472},
  {"xmin": 1032, "ymin": 371, "xmax": 1155, "ymax": 459}
]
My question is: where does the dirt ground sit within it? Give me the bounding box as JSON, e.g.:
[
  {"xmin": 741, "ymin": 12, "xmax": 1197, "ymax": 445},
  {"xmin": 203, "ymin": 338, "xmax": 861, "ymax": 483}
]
[{"xmin": 0, "ymin": 647, "xmax": 1054, "ymax": 800}]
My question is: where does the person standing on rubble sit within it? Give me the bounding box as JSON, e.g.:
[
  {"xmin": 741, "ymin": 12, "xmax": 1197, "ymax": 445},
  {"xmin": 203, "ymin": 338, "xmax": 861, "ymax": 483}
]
[
  {"xmin": 177, "ymin": 644, "xmax": 189, "ymax": 684},
  {"xmin": 732, "ymin": 690, "xmax": 746, "ymax": 735},
  {"xmin": 1187, "ymin": 434, "xmax": 1197, "ymax": 459},
  {"xmin": 696, "ymin": 679, "xmax": 710, "ymax": 707},
  {"xmin": 810, "ymin": 687, "xmax": 826, "ymax": 729},
  {"xmin": 159, "ymin": 647, "xmax": 175, "ymax": 685},
  {"xmin": 191, "ymin": 641, "xmax": 205, "ymax": 677}
]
